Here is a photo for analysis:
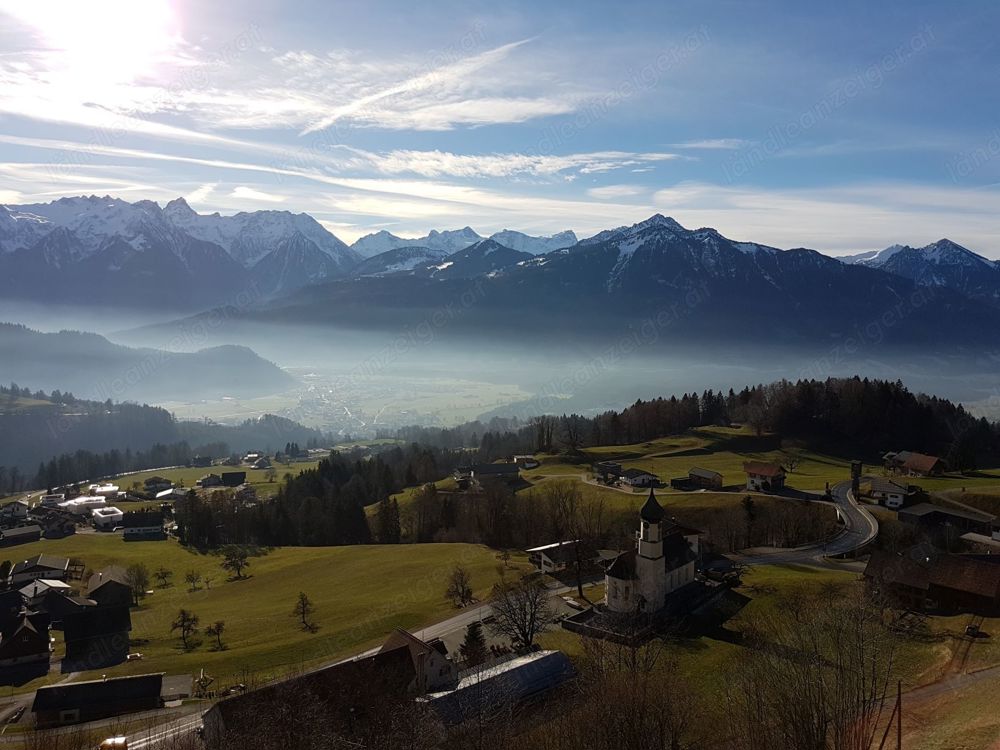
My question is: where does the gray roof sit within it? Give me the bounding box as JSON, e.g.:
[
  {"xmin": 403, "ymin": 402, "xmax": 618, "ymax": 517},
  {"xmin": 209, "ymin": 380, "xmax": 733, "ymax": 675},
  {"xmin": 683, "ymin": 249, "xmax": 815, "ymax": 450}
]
[
  {"xmin": 32, "ymin": 673, "xmax": 163, "ymax": 712},
  {"xmin": 471, "ymin": 463, "xmax": 519, "ymax": 476},
  {"xmin": 11, "ymin": 553, "xmax": 69, "ymax": 575},
  {"xmin": 901, "ymin": 503, "xmax": 995, "ymax": 523}
]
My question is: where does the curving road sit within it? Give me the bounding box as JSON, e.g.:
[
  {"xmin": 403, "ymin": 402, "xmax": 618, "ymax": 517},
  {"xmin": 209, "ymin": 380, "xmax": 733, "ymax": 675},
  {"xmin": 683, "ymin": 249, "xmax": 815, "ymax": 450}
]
[{"xmin": 731, "ymin": 480, "xmax": 878, "ymax": 568}]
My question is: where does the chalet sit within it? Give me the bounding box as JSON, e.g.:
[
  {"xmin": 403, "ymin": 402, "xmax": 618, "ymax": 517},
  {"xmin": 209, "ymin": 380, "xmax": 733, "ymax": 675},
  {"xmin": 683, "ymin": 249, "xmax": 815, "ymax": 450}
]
[
  {"xmin": 87, "ymin": 568, "xmax": 132, "ymax": 609},
  {"xmin": 883, "ymin": 451, "xmax": 945, "ymax": 477},
  {"xmin": 0, "ymin": 525, "xmax": 42, "ymax": 547},
  {"xmin": 88, "ymin": 484, "xmax": 120, "ymax": 499},
  {"xmin": 40, "ymin": 494, "xmax": 65, "ymax": 507},
  {"xmin": 220, "ymin": 471, "xmax": 246, "ymax": 488},
  {"xmin": 143, "ymin": 477, "xmax": 172, "ymax": 493},
  {"xmin": 0, "ymin": 498, "xmax": 29, "ymax": 524},
  {"xmin": 671, "ymin": 467, "xmax": 723, "ymax": 490},
  {"xmin": 91, "ymin": 506, "xmax": 123, "ymax": 530},
  {"xmin": 202, "ymin": 642, "xmax": 416, "ymax": 746},
  {"xmin": 621, "ymin": 468, "xmax": 658, "ymax": 488},
  {"xmin": 526, "ymin": 540, "xmax": 583, "ymax": 574},
  {"xmin": 197, "ymin": 473, "xmax": 223, "ymax": 488},
  {"xmin": 898, "ymin": 503, "xmax": 995, "ymax": 535},
  {"xmin": 592, "ymin": 461, "xmax": 623, "ymax": 483},
  {"xmin": 243, "ymin": 452, "xmax": 262, "ymax": 463},
  {"xmin": 379, "ymin": 628, "xmax": 458, "ymax": 693},
  {"xmin": 251, "ymin": 457, "xmax": 272, "ymax": 470},
  {"xmin": 10, "ymin": 554, "xmax": 70, "ymax": 586},
  {"xmin": 467, "ymin": 463, "xmax": 520, "ymax": 488},
  {"xmin": 32, "ymin": 673, "xmax": 163, "ymax": 727},
  {"xmin": 513, "ymin": 455, "xmax": 540, "ymax": 469},
  {"xmin": 867, "ymin": 478, "xmax": 918, "ymax": 509},
  {"xmin": 189, "ymin": 455, "xmax": 213, "ymax": 468},
  {"xmin": 62, "ymin": 606, "xmax": 132, "ymax": 666},
  {"xmin": 0, "ymin": 614, "xmax": 52, "ymax": 668},
  {"xmin": 743, "ymin": 461, "xmax": 786, "ymax": 492},
  {"xmin": 122, "ymin": 511, "xmax": 165, "ymax": 541},
  {"xmin": 44, "ymin": 593, "xmax": 96, "ymax": 627},
  {"xmin": 234, "ymin": 484, "xmax": 258, "ymax": 505},
  {"xmin": 865, "ymin": 549, "xmax": 1000, "ymax": 614}
]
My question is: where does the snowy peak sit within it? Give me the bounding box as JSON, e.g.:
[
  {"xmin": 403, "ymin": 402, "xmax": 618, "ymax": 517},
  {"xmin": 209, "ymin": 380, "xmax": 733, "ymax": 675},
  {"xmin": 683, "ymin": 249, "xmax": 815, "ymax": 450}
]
[
  {"xmin": 352, "ymin": 245, "xmax": 450, "ymax": 277},
  {"xmin": 487, "ymin": 229, "xmax": 578, "ymax": 255}
]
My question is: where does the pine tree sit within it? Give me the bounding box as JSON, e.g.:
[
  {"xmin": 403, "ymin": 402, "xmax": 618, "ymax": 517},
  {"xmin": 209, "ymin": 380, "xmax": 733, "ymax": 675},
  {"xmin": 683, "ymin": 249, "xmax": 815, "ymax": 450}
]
[{"xmin": 459, "ymin": 620, "xmax": 487, "ymax": 667}]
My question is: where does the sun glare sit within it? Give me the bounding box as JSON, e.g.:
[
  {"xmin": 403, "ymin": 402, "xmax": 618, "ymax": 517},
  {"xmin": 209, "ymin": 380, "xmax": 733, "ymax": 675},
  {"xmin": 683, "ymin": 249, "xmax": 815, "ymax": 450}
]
[{"xmin": 2, "ymin": 0, "xmax": 180, "ymax": 84}]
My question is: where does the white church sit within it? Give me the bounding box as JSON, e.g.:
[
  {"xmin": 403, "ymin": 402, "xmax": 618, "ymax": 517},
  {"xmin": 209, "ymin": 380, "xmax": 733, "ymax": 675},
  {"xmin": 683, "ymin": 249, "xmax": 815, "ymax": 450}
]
[{"xmin": 604, "ymin": 487, "xmax": 699, "ymax": 614}]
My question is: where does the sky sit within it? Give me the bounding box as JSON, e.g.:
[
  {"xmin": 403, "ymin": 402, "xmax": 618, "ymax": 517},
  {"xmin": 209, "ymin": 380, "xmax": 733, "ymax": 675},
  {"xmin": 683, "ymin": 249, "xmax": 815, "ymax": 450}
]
[{"xmin": 0, "ymin": 0, "xmax": 999, "ymax": 254}]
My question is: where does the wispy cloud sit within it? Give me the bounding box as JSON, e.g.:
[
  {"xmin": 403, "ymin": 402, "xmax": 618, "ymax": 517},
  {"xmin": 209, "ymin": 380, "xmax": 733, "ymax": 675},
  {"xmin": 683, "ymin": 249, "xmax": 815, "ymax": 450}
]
[
  {"xmin": 230, "ymin": 186, "xmax": 286, "ymax": 203},
  {"xmin": 587, "ymin": 184, "xmax": 646, "ymax": 199},
  {"xmin": 669, "ymin": 138, "xmax": 750, "ymax": 150}
]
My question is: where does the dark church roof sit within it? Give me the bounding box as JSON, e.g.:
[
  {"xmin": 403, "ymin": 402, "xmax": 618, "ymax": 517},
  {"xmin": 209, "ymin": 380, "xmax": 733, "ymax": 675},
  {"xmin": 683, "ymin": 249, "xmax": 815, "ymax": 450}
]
[
  {"xmin": 639, "ymin": 487, "xmax": 664, "ymax": 523},
  {"xmin": 604, "ymin": 550, "xmax": 638, "ymax": 581}
]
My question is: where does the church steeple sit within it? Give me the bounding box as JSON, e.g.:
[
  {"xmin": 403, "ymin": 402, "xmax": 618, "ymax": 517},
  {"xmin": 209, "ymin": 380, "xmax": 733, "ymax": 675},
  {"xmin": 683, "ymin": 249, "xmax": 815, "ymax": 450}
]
[{"xmin": 640, "ymin": 486, "xmax": 664, "ymax": 523}]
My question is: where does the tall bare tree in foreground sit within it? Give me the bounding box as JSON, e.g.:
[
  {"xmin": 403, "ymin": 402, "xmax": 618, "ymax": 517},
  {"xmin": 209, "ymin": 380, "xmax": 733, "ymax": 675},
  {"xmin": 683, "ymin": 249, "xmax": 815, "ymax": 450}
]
[{"xmin": 488, "ymin": 575, "xmax": 554, "ymax": 649}]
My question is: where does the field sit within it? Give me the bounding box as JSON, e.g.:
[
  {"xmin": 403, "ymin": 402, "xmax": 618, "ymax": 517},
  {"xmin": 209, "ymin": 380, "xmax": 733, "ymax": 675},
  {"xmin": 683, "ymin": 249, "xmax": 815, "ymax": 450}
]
[
  {"xmin": 2, "ymin": 535, "xmax": 520, "ymax": 695},
  {"xmin": 115, "ymin": 460, "xmax": 320, "ymax": 499}
]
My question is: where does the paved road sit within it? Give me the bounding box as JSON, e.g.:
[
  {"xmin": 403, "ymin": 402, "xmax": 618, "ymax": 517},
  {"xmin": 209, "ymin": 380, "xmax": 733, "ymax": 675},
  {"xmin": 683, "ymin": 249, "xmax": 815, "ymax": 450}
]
[{"xmin": 730, "ymin": 480, "xmax": 878, "ymax": 568}]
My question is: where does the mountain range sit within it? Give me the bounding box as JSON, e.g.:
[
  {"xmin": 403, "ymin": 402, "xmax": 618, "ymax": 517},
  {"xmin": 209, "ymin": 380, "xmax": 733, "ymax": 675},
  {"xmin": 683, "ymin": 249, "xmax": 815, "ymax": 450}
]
[{"xmin": 4, "ymin": 196, "xmax": 1000, "ymax": 349}]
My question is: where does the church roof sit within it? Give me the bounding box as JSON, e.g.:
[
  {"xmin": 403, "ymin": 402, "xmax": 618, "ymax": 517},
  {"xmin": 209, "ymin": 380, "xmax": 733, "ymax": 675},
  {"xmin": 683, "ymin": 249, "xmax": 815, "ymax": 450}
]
[
  {"xmin": 604, "ymin": 550, "xmax": 638, "ymax": 581},
  {"xmin": 639, "ymin": 487, "xmax": 665, "ymax": 523}
]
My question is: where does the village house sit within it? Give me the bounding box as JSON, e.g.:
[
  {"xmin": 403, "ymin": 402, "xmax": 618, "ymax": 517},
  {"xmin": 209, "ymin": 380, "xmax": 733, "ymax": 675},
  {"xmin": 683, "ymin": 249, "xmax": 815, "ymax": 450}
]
[
  {"xmin": 189, "ymin": 455, "xmax": 213, "ymax": 468},
  {"xmin": 220, "ymin": 471, "xmax": 247, "ymax": 488},
  {"xmin": 31, "ymin": 672, "xmax": 164, "ymax": 727},
  {"xmin": 883, "ymin": 451, "xmax": 945, "ymax": 477},
  {"xmin": 620, "ymin": 468, "xmax": 659, "ymax": 488},
  {"xmin": 19, "ymin": 578, "xmax": 72, "ymax": 609},
  {"xmin": 526, "ymin": 540, "xmax": 584, "ymax": 574},
  {"xmin": 40, "ymin": 493, "xmax": 65, "ymax": 507},
  {"xmin": 0, "ymin": 525, "xmax": 42, "ymax": 547},
  {"xmin": 143, "ymin": 477, "xmax": 172, "ymax": 494},
  {"xmin": 87, "ymin": 568, "xmax": 132, "ymax": 609},
  {"xmin": 88, "ymin": 483, "xmax": 120, "ymax": 500},
  {"xmin": 91, "ymin": 506, "xmax": 123, "ymax": 531},
  {"xmin": 10, "ymin": 554, "xmax": 70, "ymax": 586},
  {"xmin": 865, "ymin": 549, "xmax": 1000, "ymax": 614},
  {"xmin": 743, "ymin": 461, "xmax": 786, "ymax": 492},
  {"xmin": 122, "ymin": 510, "xmax": 165, "ymax": 541},
  {"xmin": 867, "ymin": 477, "xmax": 918, "ymax": 509},
  {"xmin": 234, "ymin": 484, "xmax": 258, "ymax": 505},
  {"xmin": 379, "ymin": 628, "xmax": 458, "ymax": 693},
  {"xmin": 670, "ymin": 467, "xmax": 723, "ymax": 490},
  {"xmin": 592, "ymin": 461, "xmax": 623, "ymax": 484},
  {"xmin": 251, "ymin": 456, "xmax": 272, "ymax": 470},
  {"xmin": 0, "ymin": 498, "xmax": 29, "ymax": 525},
  {"xmin": 513, "ymin": 454, "xmax": 540, "ymax": 469},
  {"xmin": 44, "ymin": 592, "xmax": 96, "ymax": 628},
  {"xmin": 454, "ymin": 463, "xmax": 520, "ymax": 490},
  {"xmin": 898, "ymin": 502, "xmax": 995, "ymax": 536},
  {"xmin": 59, "ymin": 496, "xmax": 107, "ymax": 515},
  {"xmin": 0, "ymin": 614, "xmax": 52, "ymax": 668},
  {"xmin": 604, "ymin": 488, "xmax": 697, "ymax": 614},
  {"xmin": 0, "ymin": 591, "xmax": 24, "ymax": 630},
  {"xmin": 197, "ymin": 473, "xmax": 223, "ymax": 488},
  {"xmin": 155, "ymin": 487, "xmax": 189, "ymax": 502}
]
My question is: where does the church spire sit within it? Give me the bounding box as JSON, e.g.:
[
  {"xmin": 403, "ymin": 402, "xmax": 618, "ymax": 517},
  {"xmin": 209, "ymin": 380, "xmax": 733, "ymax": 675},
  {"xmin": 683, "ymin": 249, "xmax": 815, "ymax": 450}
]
[{"xmin": 639, "ymin": 485, "xmax": 664, "ymax": 523}]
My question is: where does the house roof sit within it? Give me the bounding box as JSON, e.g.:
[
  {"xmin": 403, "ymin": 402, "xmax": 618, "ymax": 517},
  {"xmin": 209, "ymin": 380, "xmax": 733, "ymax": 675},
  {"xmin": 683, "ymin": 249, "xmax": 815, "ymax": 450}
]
[
  {"xmin": 32, "ymin": 673, "xmax": 163, "ymax": 713},
  {"xmin": 662, "ymin": 532, "xmax": 697, "ymax": 570},
  {"xmin": 526, "ymin": 540, "xmax": 580, "ymax": 565},
  {"xmin": 901, "ymin": 503, "xmax": 995, "ymax": 523},
  {"xmin": 605, "ymin": 550, "xmax": 638, "ymax": 581},
  {"xmin": 19, "ymin": 579, "xmax": 71, "ymax": 598},
  {"xmin": 11, "ymin": 554, "xmax": 69, "ymax": 576},
  {"xmin": 901, "ymin": 452, "xmax": 943, "ymax": 473},
  {"xmin": 689, "ymin": 467, "xmax": 722, "ymax": 481},
  {"xmin": 87, "ymin": 567, "xmax": 129, "ymax": 595},
  {"xmin": 743, "ymin": 461, "xmax": 785, "ymax": 477},
  {"xmin": 471, "ymin": 463, "xmax": 519, "ymax": 476},
  {"xmin": 1, "ymin": 525, "xmax": 42, "ymax": 539},
  {"xmin": 622, "ymin": 468, "xmax": 657, "ymax": 480},
  {"xmin": 865, "ymin": 549, "xmax": 1000, "ymax": 601},
  {"xmin": 869, "ymin": 477, "xmax": 913, "ymax": 495},
  {"xmin": 122, "ymin": 511, "xmax": 163, "ymax": 528}
]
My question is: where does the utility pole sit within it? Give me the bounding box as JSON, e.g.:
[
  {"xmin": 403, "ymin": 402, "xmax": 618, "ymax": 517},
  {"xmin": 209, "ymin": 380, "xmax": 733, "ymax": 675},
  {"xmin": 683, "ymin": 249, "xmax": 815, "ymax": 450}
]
[{"xmin": 897, "ymin": 679, "xmax": 902, "ymax": 750}]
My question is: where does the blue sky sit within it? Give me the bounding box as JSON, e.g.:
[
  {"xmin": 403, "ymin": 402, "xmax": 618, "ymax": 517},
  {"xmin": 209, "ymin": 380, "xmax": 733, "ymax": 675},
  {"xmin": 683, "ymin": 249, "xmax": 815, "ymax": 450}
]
[{"xmin": 1, "ymin": 0, "xmax": 999, "ymax": 253}]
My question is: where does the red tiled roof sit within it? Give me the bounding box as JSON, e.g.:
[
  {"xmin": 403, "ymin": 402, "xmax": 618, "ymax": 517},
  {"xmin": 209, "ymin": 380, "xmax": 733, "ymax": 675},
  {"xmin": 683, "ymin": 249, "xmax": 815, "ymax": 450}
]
[
  {"xmin": 742, "ymin": 461, "xmax": 785, "ymax": 478},
  {"xmin": 902, "ymin": 452, "xmax": 942, "ymax": 474}
]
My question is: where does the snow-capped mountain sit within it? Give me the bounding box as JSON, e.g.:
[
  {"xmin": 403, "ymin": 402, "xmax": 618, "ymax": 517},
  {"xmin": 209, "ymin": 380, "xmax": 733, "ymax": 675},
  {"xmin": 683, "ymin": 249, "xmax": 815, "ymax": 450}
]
[
  {"xmin": 842, "ymin": 239, "xmax": 1000, "ymax": 306},
  {"xmin": 351, "ymin": 226, "xmax": 484, "ymax": 258},
  {"xmin": 164, "ymin": 197, "xmax": 358, "ymax": 269},
  {"xmin": 417, "ymin": 239, "xmax": 534, "ymax": 280},
  {"xmin": 0, "ymin": 196, "xmax": 359, "ymax": 307},
  {"xmin": 486, "ymin": 229, "xmax": 577, "ymax": 255},
  {"xmin": 352, "ymin": 245, "xmax": 450, "ymax": 277}
]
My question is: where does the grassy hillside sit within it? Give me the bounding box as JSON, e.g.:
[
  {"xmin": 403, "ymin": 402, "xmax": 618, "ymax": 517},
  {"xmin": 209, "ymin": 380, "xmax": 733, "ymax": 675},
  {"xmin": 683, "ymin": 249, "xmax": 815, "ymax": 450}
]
[{"xmin": 2, "ymin": 535, "xmax": 519, "ymax": 694}]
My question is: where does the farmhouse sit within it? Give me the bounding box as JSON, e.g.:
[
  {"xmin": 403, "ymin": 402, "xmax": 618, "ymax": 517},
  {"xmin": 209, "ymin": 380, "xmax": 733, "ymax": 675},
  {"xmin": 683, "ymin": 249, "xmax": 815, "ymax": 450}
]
[
  {"xmin": 604, "ymin": 488, "xmax": 697, "ymax": 614},
  {"xmin": 10, "ymin": 554, "xmax": 70, "ymax": 585},
  {"xmin": 0, "ymin": 525, "xmax": 42, "ymax": 547},
  {"xmin": 379, "ymin": 628, "xmax": 458, "ymax": 693},
  {"xmin": 865, "ymin": 549, "xmax": 1000, "ymax": 614},
  {"xmin": 19, "ymin": 578, "xmax": 72, "ymax": 608},
  {"xmin": 671, "ymin": 467, "xmax": 723, "ymax": 490},
  {"xmin": 122, "ymin": 510, "xmax": 165, "ymax": 541},
  {"xmin": 220, "ymin": 471, "xmax": 246, "ymax": 488},
  {"xmin": 189, "ymin": 455, "xmax": 213, "ymax": 468},
  {"xmin": 883, "ymin": 451, "xmax": 945, "ymax": 477},
  {"xmin": 743, "ymin": 461, "xmax": 786, "ymax": 492},
  {"xmin": 143, "ymin": 477, "xmax": 172, "ymax": 493},
  {"xmin": 0, "ymin": 498, "xmax": 29, "ymax": 524},
  {"xmin": 31, "ymin": 673, "xmax": 164, "ymax": 727},
  {"xmin": 155, "ymin": 488, "xmax": 189, "ymax": 502},
  {"xmin": 621, "ymin": 468, "xmax": 659, "ymax": 488},
  {"xmin": 867, "ymin": 477, "xmax": 918, "ymax": 509},
  {"xmin": 513, "ymin": 454, "xmax": 540, "ymax": 469},
  {"xmin": 197, "ymin": 473, "xmax": 223, "ymax": 488},
  {"xmin": 0, "ymin": 614, "xmax": 52, "ymax": 667},
  {"xmin": 87, "ymin": 568, "xmax": 132, "ymax": 608},
  {"xmin": 526, "ymin": 540, "xmax": 583, "ymax": 574},
  {"xmin": 592, "ymin": 461, "xmax": 623, "ymax": 483},
  {"xmin": 898, "ymin": 503, "xmax": 995, "ymax": 535},
  {"xmin": 456, "ymin": 463, "xmax": 520, "ymax": 489}
]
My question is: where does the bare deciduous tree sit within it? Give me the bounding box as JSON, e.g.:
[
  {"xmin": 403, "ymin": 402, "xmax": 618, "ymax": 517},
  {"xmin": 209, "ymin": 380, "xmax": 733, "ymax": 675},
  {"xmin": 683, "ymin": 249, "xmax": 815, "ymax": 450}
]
[{"xmin": 488, "ymin": 576, "xmax": 554, "ymax": 649}]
